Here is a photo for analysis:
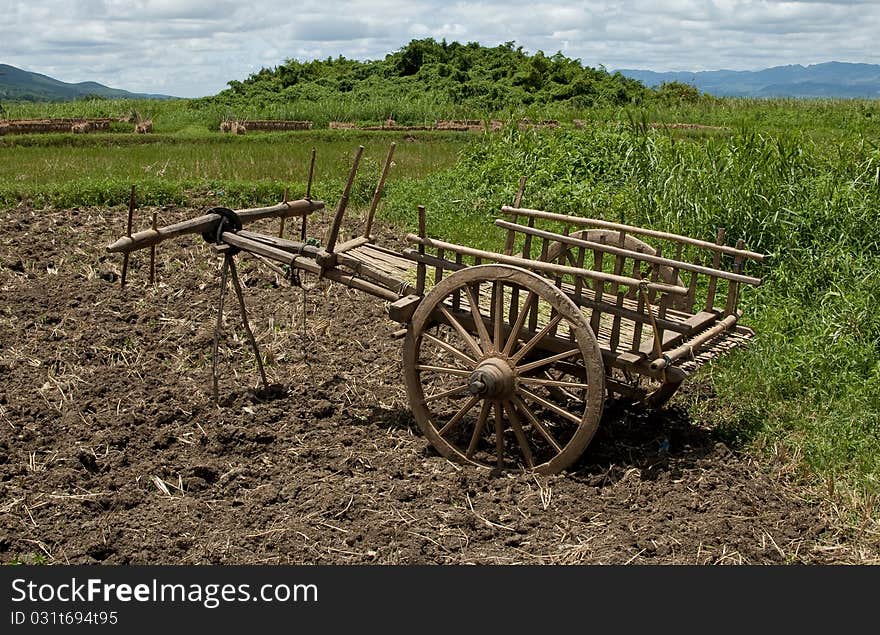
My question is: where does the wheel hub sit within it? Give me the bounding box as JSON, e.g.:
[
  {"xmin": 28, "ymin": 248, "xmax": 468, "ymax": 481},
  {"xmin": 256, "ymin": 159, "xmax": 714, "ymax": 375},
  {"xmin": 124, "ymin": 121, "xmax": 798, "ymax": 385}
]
[{"xmin": 468, "ymin": 358, "xmax": 515, "ymax": 399}]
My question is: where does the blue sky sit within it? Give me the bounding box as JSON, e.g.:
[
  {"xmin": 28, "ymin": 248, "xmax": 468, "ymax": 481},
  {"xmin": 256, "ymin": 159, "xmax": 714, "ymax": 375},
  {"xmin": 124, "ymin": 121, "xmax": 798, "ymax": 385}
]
[{"xmin": 3, "ymin": 0, "xmax": 879, "ymax": 98}]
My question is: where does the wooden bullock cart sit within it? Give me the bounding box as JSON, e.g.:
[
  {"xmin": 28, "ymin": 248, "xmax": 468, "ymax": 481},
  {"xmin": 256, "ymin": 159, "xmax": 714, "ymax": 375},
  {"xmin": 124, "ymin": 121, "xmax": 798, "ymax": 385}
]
[{"xmin": 107, "ymin": 145, "xmax": 765, "ymax": 474}]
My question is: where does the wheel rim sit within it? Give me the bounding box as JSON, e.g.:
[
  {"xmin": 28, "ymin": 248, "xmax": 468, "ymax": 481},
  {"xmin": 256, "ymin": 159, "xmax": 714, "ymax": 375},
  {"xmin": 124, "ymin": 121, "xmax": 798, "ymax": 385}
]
[{"xmin": 403, "ymin": 264, "xmax": 605, "ymax": 474}]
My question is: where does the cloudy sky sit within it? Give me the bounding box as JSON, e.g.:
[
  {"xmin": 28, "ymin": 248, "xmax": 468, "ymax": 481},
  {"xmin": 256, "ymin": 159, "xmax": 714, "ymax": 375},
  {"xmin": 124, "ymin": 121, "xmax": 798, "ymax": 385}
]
[{"xmin": 3, "ymin": 0, "xmax": 879, "ymax": 98}]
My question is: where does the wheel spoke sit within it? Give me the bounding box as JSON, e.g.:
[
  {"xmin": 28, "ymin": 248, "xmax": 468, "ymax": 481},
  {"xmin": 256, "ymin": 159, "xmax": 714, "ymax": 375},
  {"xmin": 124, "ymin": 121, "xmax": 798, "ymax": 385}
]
[
  {"xmin": 502, "ymin": 290, "xmax": 536, "ymax": 356},
  {"xmin": 518, "ymin": 376, "xmax": 591, "ymax": 391},
  {"xmin": 510, "ymin": 313, "xmax": 563, "ymax": 364},
  {"xmin": 466, "ymin": 398, "xmax": 492, "ymax": 458},
  {"xmin": 464, "ymin": 285, "xmax": 493, "ymax": 353},
  {"xmin": 519, "ymin": 387, "xmax": 582, "ymax": 425},
  {"xmin": 542, "ymin": 368, "xmax": 583, "ymax": 403},
  {"xmin": 513, "ymin": 396, "xmax": 563, "ymax": 454},
  {"xmin": 437, "ymin": 305, "xmax": 483, "ymax": 358},
  {"xmin": 438, "ymin": 394, "xmax": 481, "ymax": 436},
  {"xmin": 422, "ymin": 383, "xmax": 471, "ymax": 404},
  {"xmin": 516, "ymin": 348, "xmax": 581, "ymax": 374},
  {"xmin": 505, "ymin": 401, "xmax": 534, "ymax": 468},
  {"xmin": 415, "ymin": 364, "xmax": 473, "ymax": 378},
  {"xmin": 493, "ymin": 400, "xmax": 505, "ymax": 468},
  {"xmin": 423, "ymin": 332, "xmax": 477, "ymax": 369}
]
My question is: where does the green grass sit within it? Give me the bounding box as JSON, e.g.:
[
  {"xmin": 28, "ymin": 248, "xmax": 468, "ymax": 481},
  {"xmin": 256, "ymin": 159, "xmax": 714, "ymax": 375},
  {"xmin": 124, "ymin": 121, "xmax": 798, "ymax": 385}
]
[{"xmin": 0, "ymin": 131, "xmax": 471, "ymax": 208}]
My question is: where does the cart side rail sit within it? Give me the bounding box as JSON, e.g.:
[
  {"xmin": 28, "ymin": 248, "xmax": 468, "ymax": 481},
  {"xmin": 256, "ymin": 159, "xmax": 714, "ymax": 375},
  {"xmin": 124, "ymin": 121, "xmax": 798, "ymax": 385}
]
[
  {"xmin": 500, "ymin": 205, "xmax": 765, "ymax": 262},
  {"xmin": 497, "ymin": 206, "xmax": 765, "ymax": 319}
]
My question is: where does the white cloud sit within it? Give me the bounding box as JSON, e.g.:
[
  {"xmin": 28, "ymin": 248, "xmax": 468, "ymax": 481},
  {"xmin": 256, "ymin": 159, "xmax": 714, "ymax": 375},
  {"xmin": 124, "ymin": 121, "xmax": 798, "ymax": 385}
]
[{"xmin": 1, "ymin": 0, "xmax": 879, "ymax": 97}]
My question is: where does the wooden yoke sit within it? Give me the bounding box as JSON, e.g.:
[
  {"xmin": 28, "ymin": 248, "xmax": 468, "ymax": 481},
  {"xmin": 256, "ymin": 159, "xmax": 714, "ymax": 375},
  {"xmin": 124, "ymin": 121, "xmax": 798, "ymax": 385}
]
[{"xmin": 106, "ymin": 198, "xmax": 324, "ymax": 254}]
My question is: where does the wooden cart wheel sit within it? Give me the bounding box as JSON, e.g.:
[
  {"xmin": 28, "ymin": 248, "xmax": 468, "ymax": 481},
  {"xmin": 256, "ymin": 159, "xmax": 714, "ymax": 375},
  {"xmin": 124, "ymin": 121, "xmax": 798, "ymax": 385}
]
[{"xmin": 403, "ymin": 264, "xmax": 605, "ymax": 474}]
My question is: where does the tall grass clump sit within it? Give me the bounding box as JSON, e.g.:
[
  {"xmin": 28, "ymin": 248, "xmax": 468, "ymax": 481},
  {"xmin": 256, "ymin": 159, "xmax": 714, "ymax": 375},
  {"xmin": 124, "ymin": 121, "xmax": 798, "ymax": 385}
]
[{"xmin": 384, "ymin": 124, "xmax": 880, "ymax": 505}]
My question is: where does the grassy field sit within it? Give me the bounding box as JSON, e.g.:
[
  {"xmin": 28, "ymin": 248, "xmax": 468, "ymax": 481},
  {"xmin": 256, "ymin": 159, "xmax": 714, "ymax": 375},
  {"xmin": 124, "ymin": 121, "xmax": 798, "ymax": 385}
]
[
  {"xmin": 0, "ymin": 130, "xmax": 470, "ymax": 208},
  {"xmin": 2, "ymin": 96, "xmax": 879, "ymax": 521}
]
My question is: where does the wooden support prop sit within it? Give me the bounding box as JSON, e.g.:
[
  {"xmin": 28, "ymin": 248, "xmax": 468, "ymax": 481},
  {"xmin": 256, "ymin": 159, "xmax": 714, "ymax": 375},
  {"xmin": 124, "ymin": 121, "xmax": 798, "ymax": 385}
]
[
  {"xmin": 227, "ymin": 255, "xmax": 269, "ymax": 392},
  {"xmin": 107, "ymin": 199, "xmax": 324, "ymax": 254},
  {"xmin": 493, "ymin": 219, "xmax": 762, "ymax": 286},
  {"xmin": 405, "ymin": 234, "xmax": 689, "ymax": 296},
  {"xmin": 149, "ymin": 211, "xmax": 157, "ymax": 284},
  {"xmin": 211, "ymin": 253, "xmax": 231, "ymax": 404},
  {"xmin": 364, "ymin": 142, "xmax": 396, "ymax": 239},
  {"xmin": 324, "ymin": 145, "xmax": 364, "ymax": 256},
  {"xmin": 500, "ymin": 206, "xmax": 765, "ymax": 262},
  {"xmin": 416, "ymin": 205, "xmax": 427, "ymax": 295},
  {"xmin": 120, "ymin": 185, "xmax": 136, "ymax": 288},
  {"xmin": 705, "ymin": 227, "xmax": 725, "ymax": 310}
]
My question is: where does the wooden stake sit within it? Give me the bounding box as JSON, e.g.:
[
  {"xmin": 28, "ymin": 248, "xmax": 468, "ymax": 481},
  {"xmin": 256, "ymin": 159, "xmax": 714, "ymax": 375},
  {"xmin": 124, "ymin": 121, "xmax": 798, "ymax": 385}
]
[
  {"xmin": 149, "ymin": 211, "xmax": 157, "ymax": 284},
  {"xmin": 120, "ymin": 185, "xmax": 136, "ymax": 289},
  {"xmin": 725, "ymin": 239, "xmax": 746, "ymax": 316},
  {"xmin": 513, "ymin": 175, "xmax": 527, "ymax": 208},
  {"xmin": 416, "ymin": 205, "xmax": 427, "ymax": 295},
  {"xmin": 303, "ymin": 148, "xmax": 316, "ymax": 240},
  {"xmin": 705, "ymin": 228, "xmax": 725, "ymax": 310},
  {"xmin": 503, "ymin": 176, "xmax": 528, "ymax": 257},
  {"xmin": 306, "ymin": 147, "xmax": 316, "ymax": 199},
  {"xmin": 364, "ymin": 142, "xmax": 396, "ymax": 239},
  {"xmin": 325, "ymin": 145, "xmax": 364, "ymax": 254},
  {"xmin": 278, "ymin": 187, "xmax": 289, "ymax": 238}
]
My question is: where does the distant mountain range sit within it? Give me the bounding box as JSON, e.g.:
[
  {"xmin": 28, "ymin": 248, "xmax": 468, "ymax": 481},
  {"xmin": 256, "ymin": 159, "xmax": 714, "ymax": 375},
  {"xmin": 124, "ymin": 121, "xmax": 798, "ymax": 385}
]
[
  {"xmin": 0, "ymin": 64, "xmax": 174, "ymax": 102},
  {"xmin": 4, "ymin": 60, "xmax": 879, "ymax": 102},
  {"xmin": 618, "ymin": 62, "xmax": 880, "ymax": 98}
]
